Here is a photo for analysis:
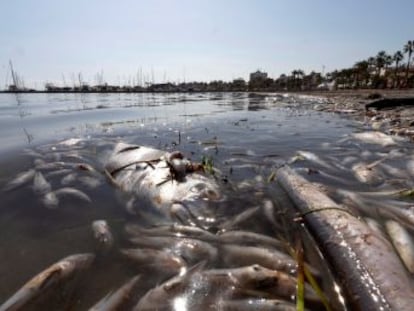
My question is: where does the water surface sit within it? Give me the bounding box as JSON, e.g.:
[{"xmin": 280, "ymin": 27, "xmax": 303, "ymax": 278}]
[{"xmin": 1, "ymin": 92, "xmax": 411, "ymax": 310}]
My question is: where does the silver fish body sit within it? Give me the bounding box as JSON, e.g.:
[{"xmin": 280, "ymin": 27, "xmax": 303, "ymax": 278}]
[
  {"xmin": 385, "ymin": 220, "xmax": 414, "ymax": 273},
  {"xmin": 219, "ymin": 244, "xmax": 298, "ymax": 275},
  {"xmin": 105, "ymin": 143, "xmax": 222, "ymax": 223},
  {"xmin": 133, "ymin": 261, "xmax": 206, "ymax": 311},
  {"xmin": 129, "ymin": 235, "xmax": 218, "ymax": 264},
  {"xmin": 88, "ymin": 275, "xmax": 140, "ymax": 311},
  {"xmin": 120, "ymin": 248, "xmax": 186, "ymax": 276},
  {"xmin": 212, "ymin": 298, "xmax": 299, "ymax": 311},
  {"xmin": 3, "ymin": 169, "xmax": 35, "ymax": 192},
  {"xmin": 352, "ymin": 131, "xmax": 397, "ymax": 147},
  {"xmin": 0, "ymin": 253, "xmax": 95, "ymax": 311},
  {"xmin": 202, "ymin": 265, "xmax": 320, "ymax": 302}
]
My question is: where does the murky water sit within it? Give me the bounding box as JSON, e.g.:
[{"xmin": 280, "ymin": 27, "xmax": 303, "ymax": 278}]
[{"xmin": 0, "ymin": 92, "xmax": 413, "ymax": 310}]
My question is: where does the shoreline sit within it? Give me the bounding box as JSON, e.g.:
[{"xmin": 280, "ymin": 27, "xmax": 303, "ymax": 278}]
[
  {"xmin": 299, "ymin": 90, "xmax": 414, "ymax": 141},
  {"xmin": 1, "ymin": 88, "xmax": 414, "ymax": 96}
]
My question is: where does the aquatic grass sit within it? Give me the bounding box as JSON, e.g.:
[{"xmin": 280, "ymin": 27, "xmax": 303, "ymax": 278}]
[
  {"xmin": 295, "ymin": 239, "xmax": 305, "ymax": 311},
  {"xmin": 201, "ymin": 155, "xmax": 215, "ymax": 176},
  {"xmin": 289, "ymin": 238, "xmax": 333, "ymax": 311},
  {"xmin": 267, "ymin": 170, "xmax": 276, "ymax": 183},
  {"xmin": 303, "ymin": 261, "xmax": 332, "ymax": 311},
  {"xmin": 398, "ymin": 188, "xmax": 414, "ymax": 198}
]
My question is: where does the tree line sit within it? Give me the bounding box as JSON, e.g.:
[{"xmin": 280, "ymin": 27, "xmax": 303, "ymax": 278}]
[
  {"xmin": 249, "ymin": 40, "xmax": 414, "ymax": 92},
  {"xmin": 5, "ymin": 40, "xmax": 414, "ymax": 93}
]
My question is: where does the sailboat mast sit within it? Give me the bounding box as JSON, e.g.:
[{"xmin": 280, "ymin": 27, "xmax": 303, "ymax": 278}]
[{"xmin": 9, "ymin": 60, "xmax": 18, "ymax": 88}]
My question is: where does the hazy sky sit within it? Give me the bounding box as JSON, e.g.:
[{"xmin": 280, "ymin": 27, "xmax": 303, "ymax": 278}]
[{"xmin": 1, "ymin": 0, "xmax": 414, "ymax": 88}]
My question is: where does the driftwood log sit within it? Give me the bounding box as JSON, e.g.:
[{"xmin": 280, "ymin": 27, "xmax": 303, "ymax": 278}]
[{"xmin": 277, "ymin": 166, "xmax": 414, "ymax": 311}]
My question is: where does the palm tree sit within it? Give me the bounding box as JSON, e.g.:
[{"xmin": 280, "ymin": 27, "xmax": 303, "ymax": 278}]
[
  {"xmin": 392, "ymin": 51, "xmax": 404, "ymax": 88},
  {"xmin": 403, "ymin": 40, "xmax": 414, "ymax": 87},
  {"xmin": 372, "ymin": 51, "xmax": 392, "ymax": 88},
  {"xmin": 291, "ymin": 69, "xmax": 304, "ymax": 90},
  {"xmin": 375, "ymin": 51, "xmax": 388, "ymax": 77},
  {"xmin": 385, "ymin": 54, "xmax": 393, "ymax": 70},
  {"xmin": 353, "ymin": 60, "xmax": 369, "ymax": 88}
]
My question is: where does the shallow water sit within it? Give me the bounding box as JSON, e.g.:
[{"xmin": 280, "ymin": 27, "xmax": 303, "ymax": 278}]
[{"xmin": 0, "ymin": 92, "xmax": 413, "ymax": 310}]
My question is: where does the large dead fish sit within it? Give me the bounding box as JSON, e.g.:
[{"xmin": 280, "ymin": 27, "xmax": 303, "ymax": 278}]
[
  {"xmin": 0, "ymin": 253, "xmax": 95, "ymax": 311},
  {"xmin": 212, "ymin": 298, "xmax": 300, "ymax": 311},
  {"xmin": 120, "ymin": 248, "xmax": 186, "ymax": 276},
  {"xmin": 133, "ymin": 261, "xmax": 206, "ymax": 310},
  {"xmin": 219, "ymin": 244, "xmax": 298, "ymax": 275},
  {"xmin": 277, "ymin": 166, "xmax": 414, "ymax": 311},
  {"xmin": 352, "ymin": 131, "xmax": 397, "ymax": 147},
  {"xmin": 385, "ymin": 220, "xmax": 414, "ymax": 274},
  {"xmin": 135, "ymin": 264, "xmax": 321, "ymax": 310},
  {"xmin": 105, "ymin": 143, "xmax": 223, "ymax": 224},
  {"xmin": 88, "ymin": 275, "xmax": 141, "ymax": 311},
  {"xmin": 201, "ymin": 265, "xmax": 321, "ymax": 303},
  {"xmin": 2, "ymin": 169, "xmax": 36, "ymax": 192},
  {"xmin": 129, "ymin": 235, "xmax": 218, "ymax": 264}
]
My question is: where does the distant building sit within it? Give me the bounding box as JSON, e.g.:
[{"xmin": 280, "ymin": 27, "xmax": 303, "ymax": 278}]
[{"xmin": 249, "ymin": 70, "xmax": 268, "ymax": 81}]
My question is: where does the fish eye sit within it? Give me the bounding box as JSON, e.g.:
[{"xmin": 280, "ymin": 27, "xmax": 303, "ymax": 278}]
[{"xmin": 252, "ymin": 265, "xmax": 261, "ymax": 271}]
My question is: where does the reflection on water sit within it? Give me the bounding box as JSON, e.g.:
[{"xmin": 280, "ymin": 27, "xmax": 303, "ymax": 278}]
[{"xmin": 1, "ymin": 93, "xmax": 413, "ymax": 310}]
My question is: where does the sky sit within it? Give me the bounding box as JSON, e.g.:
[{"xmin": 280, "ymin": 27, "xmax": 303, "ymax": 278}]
[{"xmin": 1, "ymin": 0, "xmax": 414, "ymax": 89}]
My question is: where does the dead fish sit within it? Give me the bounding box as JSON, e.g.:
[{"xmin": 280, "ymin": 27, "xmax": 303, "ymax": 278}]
[
  {"xmin": 33, "ymin": 158, "xmax": 46, "ymax": 167},
  {"xmin": 352, "ymin": 162, "xmax": 383, "ymax": 185},
  {"xmin": 294, "ymin": 150, "xmax": 334, "ymax": 170},
  {"xmin": 120, "ymin": 248, "xmax": 186, "ymax": 275},
  {"xmin": 35, "ymin": 161, "xmax": 67, "ymax": 170},
  {"xmin": 364, "ymin": 217, "xmax": 388, "ymax": 241},
  {"xmin": 125, "ymin": 223, "xmax": 217, "ymax": 242},
  {"xmin": 44, "ymin": 169, "xmax": 73, "ymax": 178},
  {"xmin": 261, "ymin": 199, "xmax": 286, "ymax": 232},
  {"xmin": 406, "ymin": 160, "xmax": 414, "ymax": 178},
  {"xmin": 22, "ymin": 148, "xmax": 44, "ymax": 158},
  {"xmin": 73, "ymin": 163, "xmax": 97, "ymax": 172},
  {"xmin": 218, "ymin": 230, "xmax": 285, "ymax": 251},
  {"xmin": 133, "ymin": 261, "xmax": 206, "ymax": 311},
  {"xmin": 61, "ymin": 173, "xmax": 78, "ymax": 185},
  {"xmin": 129, "ymin": 235, "xmax": 218, "ymax": 264},
  {"xmin": 105, "ymin": 143, "xmax": 222, "ymax": 223},
  {"xmin": 3, "ymin": 169, "xmax": 36, "ymax": 192},
  {"xmin": 79, "ymin": 176, "xmax": 102, "ymax": 189},
  {"xmin": 60, "ymin": 151, "xmax": 87, "ymax": 162},
  {"xmin": 377, "ymin": 204, "xmax": 414, "ymax": 232},
  {"xmin": 0, "ymin": 253, "xmax": 95, "ymax": 311},
  {"xmin": 33, "ymin": 172, "xmax": 51, "ymax": 195},
  {"xmin": 341, "ymin": 155, "xmax": 359, "ymax": 166},
  {"xmin": 385, "ymin": 220, "xmax": 414, "ymax": 273},
  {"xmin": 105, "ymin": 143, "xmax": 166, "ymax": 175},
  {"xmin": 219, "ymin": 206, "xmax": 261, "ymax": 230},
  {"xmin": 352, "ymin": 131, "xmax": 397, "ymax": 147},
  {"xmin": 212, "ymin": 298, "xmax": 299, "ymax": 311},
  {"xmin": 41, "ymin": 192, "xmax": 59, "ymax": 209},
  {"xmin": 92, "ymin": 220, "xmax": 114, "ymax": 251},
  {"xmin": 202, "ymin": 265, "xmax": 320, "ymax": 304},
  {"xmin": 88, "ymin": 275, "xmax": 140, "ymax": 311},
  {"xmin": 53, "ymin": 187, "xmax": 92, "ymax": 203},
  {"xmin": 58, "ymin": 137, "xmax": 83, "ymax": 146},
  {"xmin": 378, "ymin": 162, "xmax": 408, "ymax": 179},
  {"xmin": 219, "ymin": 244, "xmax": 298, "ymax": 275}
]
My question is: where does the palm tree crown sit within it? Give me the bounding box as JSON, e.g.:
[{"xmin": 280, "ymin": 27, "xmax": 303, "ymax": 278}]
[{"xmin": 404, "ymin": 40, "xmax": 414, "ymax": 86}]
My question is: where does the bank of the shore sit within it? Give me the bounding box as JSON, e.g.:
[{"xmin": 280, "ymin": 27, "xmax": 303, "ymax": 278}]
[{"xmin": 301, "ymin": 90, "xmax": 414, "ymax": 141}]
